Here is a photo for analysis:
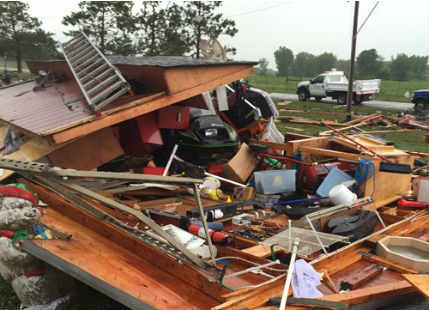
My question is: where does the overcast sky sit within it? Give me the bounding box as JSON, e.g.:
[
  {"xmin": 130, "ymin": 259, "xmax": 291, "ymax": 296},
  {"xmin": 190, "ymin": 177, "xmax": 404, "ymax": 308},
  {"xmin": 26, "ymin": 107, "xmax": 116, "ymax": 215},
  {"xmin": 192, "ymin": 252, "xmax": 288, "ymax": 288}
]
[{"xmin": 26, "ymin": 0, "xmax": 428, "ymax": 69}]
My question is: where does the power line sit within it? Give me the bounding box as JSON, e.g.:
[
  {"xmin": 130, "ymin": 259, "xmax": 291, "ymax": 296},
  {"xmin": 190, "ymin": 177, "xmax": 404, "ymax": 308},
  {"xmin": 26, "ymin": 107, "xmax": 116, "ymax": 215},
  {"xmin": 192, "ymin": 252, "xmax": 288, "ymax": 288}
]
[
  {"xmin": 357, "ymin": 1, "xmax": 379, "ymax": 34},
  {"xmin": 230, "ymin": 1, "xmax": 294, "ymax": 17}
]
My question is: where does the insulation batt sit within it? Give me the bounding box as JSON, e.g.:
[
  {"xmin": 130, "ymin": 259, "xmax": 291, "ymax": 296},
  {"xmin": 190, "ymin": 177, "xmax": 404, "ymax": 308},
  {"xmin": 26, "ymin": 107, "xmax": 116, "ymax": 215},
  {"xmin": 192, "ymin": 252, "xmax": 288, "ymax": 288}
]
[{"xmin": 0, "ymin": 197, "xmax": 41, "ymax": 230}]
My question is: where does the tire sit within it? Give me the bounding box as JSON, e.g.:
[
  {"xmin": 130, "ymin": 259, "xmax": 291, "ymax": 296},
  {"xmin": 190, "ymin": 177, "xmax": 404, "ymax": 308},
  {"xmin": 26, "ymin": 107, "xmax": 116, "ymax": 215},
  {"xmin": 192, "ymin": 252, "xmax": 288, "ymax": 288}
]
[
  {"xmin": 414, "ymin": 99, "xmax": 427, "ymax": 115},
  {"xmin": 298, "ymin": 89, "xmax": 309, "ymax": 102},
  {"xmin": 315, "ymin": 97, "xmax": 322, "ymax": 102},
  {"xmin": 337, "ymin": 93, "xmax": 347, "ymax": 105}
]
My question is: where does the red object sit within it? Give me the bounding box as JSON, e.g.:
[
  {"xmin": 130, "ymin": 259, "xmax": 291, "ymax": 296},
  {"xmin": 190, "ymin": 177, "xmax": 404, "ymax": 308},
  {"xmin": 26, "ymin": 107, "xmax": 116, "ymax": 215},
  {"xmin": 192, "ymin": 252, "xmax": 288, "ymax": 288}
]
[
  {"xmin": 119, "ymin": 113, "xmax": 163, "ymax": 156},
  {"xmin": 0, "ymin": 186, "xmax": 37, "ymax": 206},
  {"xmin": 24, "ymin": 266, "xmax": 45, "ymax": 278},
  {"xmin": 397, "ymin": 199, "xmax": 429, "ymax": 209},
  {"xmin": 188, "ymin": 224, "xmax": 231, "ymax": 245},
  {"xmin": 298, "ymin": 162, "xmax": 356, "ymax": 191},
  {"xmin": 207, "ymin": 163, "xmax": 223, "ymax": 175},
  {"xmin": 0, "ymin": 230, "xmax": 14, "ymax": 238},
  {"xmin": 143, "ymin": 167, "xmax": 166, "ymax": 176},
  {"xmin": 158, "ymin": 106, "xmax": 190, "ymax": 129}
]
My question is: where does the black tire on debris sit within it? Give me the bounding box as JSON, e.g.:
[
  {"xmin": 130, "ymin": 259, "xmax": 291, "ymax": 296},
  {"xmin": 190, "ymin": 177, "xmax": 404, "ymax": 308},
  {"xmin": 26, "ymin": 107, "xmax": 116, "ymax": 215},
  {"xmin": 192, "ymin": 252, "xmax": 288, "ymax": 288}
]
[
  {"xmin": 298, "ymin": 89, "xmax": 308, "ymax": 102},
  {"xmin": 337, "ymin": 93, "xmax": 347, "ymax": 105},
  {"xmin": 414, "ymin": 99, "xmax": 427, "ymax": 115}
]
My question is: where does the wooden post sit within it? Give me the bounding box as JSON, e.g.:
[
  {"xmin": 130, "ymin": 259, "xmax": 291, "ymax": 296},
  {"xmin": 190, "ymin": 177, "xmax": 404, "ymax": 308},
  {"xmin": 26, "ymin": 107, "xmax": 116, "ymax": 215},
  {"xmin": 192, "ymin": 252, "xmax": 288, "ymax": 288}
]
[{"xmin": 346, "ymin": 1, "xmax": 359, "ymax": 121}]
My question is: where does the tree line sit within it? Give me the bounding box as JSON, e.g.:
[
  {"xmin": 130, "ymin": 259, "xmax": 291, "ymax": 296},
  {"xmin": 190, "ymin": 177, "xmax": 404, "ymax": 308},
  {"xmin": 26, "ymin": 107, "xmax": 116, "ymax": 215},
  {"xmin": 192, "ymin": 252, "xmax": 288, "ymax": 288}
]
[
  {"xmin": 256, "ymin": 47, "xmax": 428, "ymax": 81},
  {"xmin": 0, "ymin": 1, "xmax": 237, "ymax": 72}
]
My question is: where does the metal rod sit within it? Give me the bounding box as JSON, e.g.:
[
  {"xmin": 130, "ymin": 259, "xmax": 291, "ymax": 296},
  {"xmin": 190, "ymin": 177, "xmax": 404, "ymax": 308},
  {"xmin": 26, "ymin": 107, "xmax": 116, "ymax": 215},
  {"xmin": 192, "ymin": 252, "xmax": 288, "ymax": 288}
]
[
  {"xmin": 223, "ymin": 260, "xmax": 280, "ymax": 279},
  {"xmin": 279, "ymin": 238, "xmax": 300, "ymax": 310},
  {"xmin": 357, "ymin": 1, "xmax": 379, "ymax": 34},
  {"xmin": 306, "ymin": 215, "xmax": 328, "ymax": 255},
  {"xmin": 346, "ymin": 1, "xmax": 359, "ymax": 120},
  {"xmin": 204, "ymin": 172, "xmax": 246, "ymax": 188},
  {"xmin": 193, "ymin": 183, "xmax": 216, "ymax": 264},
  {"xmin": 375, "ymin": 210, "xmax": 386, "ymax": 228},
  {"xmin": 163, "ymin": 144, "xmax": 178, "ymax": 176},
  {"xmin": 288, "ymin": 220, "xmax": 292, "ymax": 252}
]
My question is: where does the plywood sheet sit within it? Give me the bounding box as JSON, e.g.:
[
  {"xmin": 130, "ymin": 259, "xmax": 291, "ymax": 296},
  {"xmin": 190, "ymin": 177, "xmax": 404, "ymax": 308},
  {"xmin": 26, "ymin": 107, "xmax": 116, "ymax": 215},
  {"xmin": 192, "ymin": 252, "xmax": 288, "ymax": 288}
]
[
  {"xmin": 402, "ymin": 274, "xmax": 429, "ymax": 297},
  {"xmin": 0, "ymin": 126, "xmax": 59, "ymax": 181},
  {"xmin": 48, "ymin": 127, "xmax": 124, "ymax": 170}
]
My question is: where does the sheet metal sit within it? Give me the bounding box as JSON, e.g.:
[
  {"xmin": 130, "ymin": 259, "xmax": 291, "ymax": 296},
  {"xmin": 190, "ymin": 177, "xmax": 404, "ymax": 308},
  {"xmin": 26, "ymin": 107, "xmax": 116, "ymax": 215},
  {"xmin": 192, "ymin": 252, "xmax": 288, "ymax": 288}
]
[{"xmin": 0, "ymin": 80, "xmax": 91, "ymax": 135}]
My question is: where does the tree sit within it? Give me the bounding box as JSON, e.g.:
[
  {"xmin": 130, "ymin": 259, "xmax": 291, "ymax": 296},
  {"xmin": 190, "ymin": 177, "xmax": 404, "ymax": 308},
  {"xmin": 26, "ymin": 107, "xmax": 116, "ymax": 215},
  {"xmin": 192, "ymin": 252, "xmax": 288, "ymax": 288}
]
[
  {"xmin": 390, "ymin": 54, "xmax": 410, "ymax": 81},
  {"xmin": 408, "ymin": 55, "xmax": 428, "ymax": 80},
  {"xmin": 255, "ymin": 58, "xmax": 269, "ymax": 75},
  {"xmin": 293, "ymin": 52, "xmax": 316, "ymax": 78},
  {"xmin": 135, "ymin": 2, "xmax": 188, "ymax": 56},
  {"xmin": 356, "ymin": 49, "xmax": 382, "ymax": 79},
  {"xmin": 62, "ymin": 1, "xmax": 135, "ymax": 55},
  {"xmin": 0, "ymin": 1, "xmax": 43, "ymax": 72},
  {"xmin": 183, "ymin": 2, "xmax": 238, "ymax": 58},
  {"xmin": 336, "ymin": 59, "xmax": 350, "ymax": 76},
  {"xmin": 315, "ymin": 52, "xmax": 337, "ymax": 74},
  {"xmin": 274, "ymin": 46, "xmax": 294, "ymax": 79}
]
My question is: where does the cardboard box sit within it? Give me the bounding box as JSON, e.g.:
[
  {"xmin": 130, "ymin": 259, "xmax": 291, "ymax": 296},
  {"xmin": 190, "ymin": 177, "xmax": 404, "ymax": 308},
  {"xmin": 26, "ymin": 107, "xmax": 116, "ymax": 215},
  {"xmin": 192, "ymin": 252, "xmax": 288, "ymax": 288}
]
[{"xmin": 222, "ymin": 143, "xmax": 259, "ymax": 183}]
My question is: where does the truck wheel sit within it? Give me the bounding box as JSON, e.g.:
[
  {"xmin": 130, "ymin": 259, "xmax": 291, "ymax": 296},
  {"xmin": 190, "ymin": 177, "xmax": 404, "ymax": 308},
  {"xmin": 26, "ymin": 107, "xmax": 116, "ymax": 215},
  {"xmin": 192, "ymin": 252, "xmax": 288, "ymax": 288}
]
[
  {"xmin": 298, "ymin": 89, "xmax": 309, "ymax": 102},
  {"xmin": 315, "ymin": 97, "xmax": 322, "ymax": 102},
  {"xmin": 415, "ymin": 99, "xmax": 427, "ymax": 115},
  {"xmin": 337, "ymin": 94, "xmax": 346, "ymax": 105}
]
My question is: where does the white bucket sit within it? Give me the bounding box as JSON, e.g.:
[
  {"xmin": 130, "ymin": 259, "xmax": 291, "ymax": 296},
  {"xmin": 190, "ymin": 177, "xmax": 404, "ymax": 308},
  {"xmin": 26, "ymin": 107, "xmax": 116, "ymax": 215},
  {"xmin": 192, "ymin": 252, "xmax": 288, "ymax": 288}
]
[{"xmin": 329, "ymin": 184, "xmax": 357, "ymax": 205}]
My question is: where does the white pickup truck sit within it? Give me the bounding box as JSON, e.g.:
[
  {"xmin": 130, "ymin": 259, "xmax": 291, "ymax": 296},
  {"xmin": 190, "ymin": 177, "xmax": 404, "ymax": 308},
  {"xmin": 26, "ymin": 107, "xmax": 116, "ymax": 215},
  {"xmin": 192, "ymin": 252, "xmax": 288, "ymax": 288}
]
[{"xmin": 296, "ymin": 69, "xmax": 381, "ymax": 104}]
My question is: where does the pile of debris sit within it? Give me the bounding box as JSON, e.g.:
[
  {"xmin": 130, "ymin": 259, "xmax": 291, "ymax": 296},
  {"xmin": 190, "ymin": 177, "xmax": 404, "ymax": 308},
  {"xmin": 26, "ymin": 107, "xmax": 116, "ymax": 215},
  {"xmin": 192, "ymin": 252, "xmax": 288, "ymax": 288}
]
[{"xmin": 0, "ymin": 33, "xmax": 428, "ymax": 310}]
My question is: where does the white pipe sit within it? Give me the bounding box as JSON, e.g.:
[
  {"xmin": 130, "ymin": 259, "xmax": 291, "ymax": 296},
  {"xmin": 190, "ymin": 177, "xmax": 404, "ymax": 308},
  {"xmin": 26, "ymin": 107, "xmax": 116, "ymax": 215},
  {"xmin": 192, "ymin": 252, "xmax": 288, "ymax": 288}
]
[
  {"xmin": 279, "ymin": 238, "xmax": 300, "ymax": 310},
  {"xmin": 163, "ymin": 144, "xmax": 178, "ymax": 176},
  {"xmin": 204, "ymin": 172, "xmax": 246, "ymax": 188}
]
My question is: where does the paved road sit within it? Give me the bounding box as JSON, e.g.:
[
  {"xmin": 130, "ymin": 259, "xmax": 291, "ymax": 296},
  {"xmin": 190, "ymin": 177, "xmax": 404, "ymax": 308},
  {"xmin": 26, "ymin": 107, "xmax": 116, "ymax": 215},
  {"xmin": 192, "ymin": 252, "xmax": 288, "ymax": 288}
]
[
  {"xmin": 270, "ymin": 92, "xmax": 414, "ymax": 112},
  {"xmin": 4, "ymin": 67, "xmax": 30, "ymax": 73}
]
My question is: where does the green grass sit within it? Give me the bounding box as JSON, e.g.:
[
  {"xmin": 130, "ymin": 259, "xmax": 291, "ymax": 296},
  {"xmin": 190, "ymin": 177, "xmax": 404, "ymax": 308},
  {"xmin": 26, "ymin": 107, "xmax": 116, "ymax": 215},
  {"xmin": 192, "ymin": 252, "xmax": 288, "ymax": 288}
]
[
  {"xmin": 246, "ymin": 74, "xmax": 428, "ymax": 103},
  {"xmin": 275, "ymin": 100, "xmax": 428, "ymax": 153},
  {"xmin": 1, "ymin": 60, "xmax": 28, "ymax": 70}
]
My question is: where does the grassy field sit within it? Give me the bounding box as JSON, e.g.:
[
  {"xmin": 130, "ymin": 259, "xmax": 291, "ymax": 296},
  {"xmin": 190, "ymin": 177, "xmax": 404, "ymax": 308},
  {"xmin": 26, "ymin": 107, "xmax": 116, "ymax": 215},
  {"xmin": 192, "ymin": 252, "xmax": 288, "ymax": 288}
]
[
  {"xmin": 1, "ymin": 60, "xmax": 28, "ymax": 70},
  {"xmin": 274, "ymin": 100, "xmax": 428, "ymax": 153},
  {"xmin": 246, "ymin": 74, "xmax": 429, "ymax": 103}
]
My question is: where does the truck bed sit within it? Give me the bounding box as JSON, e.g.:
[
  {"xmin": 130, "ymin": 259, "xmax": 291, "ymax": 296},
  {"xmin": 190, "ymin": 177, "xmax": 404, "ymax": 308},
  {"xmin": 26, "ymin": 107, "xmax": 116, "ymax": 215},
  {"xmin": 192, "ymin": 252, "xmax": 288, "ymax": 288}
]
[{"xmin": 326, "ymin": 79, "xmax": 381, "ymax": 95}]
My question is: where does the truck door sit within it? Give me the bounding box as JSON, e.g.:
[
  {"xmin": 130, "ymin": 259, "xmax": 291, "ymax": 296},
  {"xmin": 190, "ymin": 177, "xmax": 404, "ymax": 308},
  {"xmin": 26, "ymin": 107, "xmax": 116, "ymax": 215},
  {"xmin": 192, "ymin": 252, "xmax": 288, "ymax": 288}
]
[{"xmin": 309, "ymin": 75, "xmax": 325, "ymax": 97}]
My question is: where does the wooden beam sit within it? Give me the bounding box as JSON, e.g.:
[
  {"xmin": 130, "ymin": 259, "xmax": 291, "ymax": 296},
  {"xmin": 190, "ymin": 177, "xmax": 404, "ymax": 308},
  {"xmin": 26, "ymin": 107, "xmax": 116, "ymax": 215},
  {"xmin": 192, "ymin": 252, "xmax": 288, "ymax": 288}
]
[
  {"xmin": 51, "ymin": 67, "xmax": 254, "ymax": 144},
  {"xmin": 298, "ymin": 146, "xmax": 364, "ymax": 161},
  {"xmin": 360, "ymin": 252, "xmax": 418, "ymax": 274}
]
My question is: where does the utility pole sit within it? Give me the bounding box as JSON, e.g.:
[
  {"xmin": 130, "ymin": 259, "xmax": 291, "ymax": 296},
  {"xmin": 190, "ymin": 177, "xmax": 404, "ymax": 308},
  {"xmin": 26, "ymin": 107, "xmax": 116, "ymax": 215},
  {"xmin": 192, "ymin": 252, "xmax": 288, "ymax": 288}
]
[{"xmin": 346, "ymin": 1, "xmax": 359, "ymax": 121}]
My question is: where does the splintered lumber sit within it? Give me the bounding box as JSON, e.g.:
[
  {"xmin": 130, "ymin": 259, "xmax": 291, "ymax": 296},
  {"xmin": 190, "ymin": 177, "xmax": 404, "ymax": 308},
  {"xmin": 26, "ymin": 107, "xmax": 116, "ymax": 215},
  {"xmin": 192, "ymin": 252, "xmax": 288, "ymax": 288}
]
[
  {"xmin": 342, "ymin": 113, "xmax": 383, "ymax": 126},
  {"xmin": 401, "ymin": 274, "xmax": 429, "ymax": 297},
  {"xmin": 278, "ymin": 117, "xmax": 343, "ymax": 126},
  {"xmin": 359, "ymin": 251, "xmax": 418, "ymax": 274},
  {"xmin": 319, "ymin": 122, "xmax": 367, "ymax": 136},
  {"xmin": 277, "ymin": 101, "xmax": 292, "ymax": 106}
]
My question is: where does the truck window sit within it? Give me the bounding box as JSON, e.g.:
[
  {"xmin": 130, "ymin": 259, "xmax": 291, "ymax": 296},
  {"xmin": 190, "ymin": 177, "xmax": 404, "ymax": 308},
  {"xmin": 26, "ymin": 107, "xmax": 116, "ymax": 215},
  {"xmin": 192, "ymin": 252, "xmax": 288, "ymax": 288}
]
[{"xmin": 312, "ymin": 76, "xmax": 325, "ymax": 84}]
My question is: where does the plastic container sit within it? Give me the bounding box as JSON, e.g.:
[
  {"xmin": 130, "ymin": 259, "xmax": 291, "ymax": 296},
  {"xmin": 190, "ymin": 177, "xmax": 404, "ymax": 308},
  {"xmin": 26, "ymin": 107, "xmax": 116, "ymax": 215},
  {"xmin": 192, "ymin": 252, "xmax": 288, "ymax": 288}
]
[
  {"xmin": 329, "ymin": 184, "xmax": 357, "ymax": 205},
  {"xmin": 316, "ymin": 167, "xmax": 354, "ymax": 197},
  {"xmin": 254, "ymin": 169, "xmax": 296, "ymax": 194}
]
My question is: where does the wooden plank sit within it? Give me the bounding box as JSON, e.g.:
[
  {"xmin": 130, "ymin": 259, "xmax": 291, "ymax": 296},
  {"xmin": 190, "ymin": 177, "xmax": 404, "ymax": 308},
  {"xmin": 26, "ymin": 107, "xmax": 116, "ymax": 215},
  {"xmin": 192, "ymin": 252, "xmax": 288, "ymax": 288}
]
[
  {"xmin": 51, "ymin": 67, "xmax": 254, "ymax": 144},
  {"xmin": 241, "ymin": 244, "xmax": 281, "ymax": 258},
  {"xmin": 164, "ymin": 65, "xmax": 251, "ymax": 94},
  {"xmin": 21, "ymin": 240, "xmax": 157, "ymax": 310},
  {"xmin": 339, "ymin": 264, "xmax": 383, "ymax": 290},
  {"xmin": 298, "ymin": 145, "xmax": 364, "ymax": 161},
  {"xmin": 319, "ymin": 280, "xmax": 413, "ymax": 305},
  {"xmin": 23, "ymin": 180, "xmax": 228, "ymax": 301},
  {"xmin": 341, "ymin": 113, "xmax": 382, "ymax": 126},
  {"xmin": 360, "ymin": 252, "xmax": 418, "ymax": 274},
  {"xmin": 41, "ymin": 92, "xmax": 165, "ymax": 136},
  {"xmin": 401, "ymin": 274, "xmax": 429, "ymax": 297},
  {"xmin": 48, "ymin": 127, "xmax": 124, "ymax": 170}
]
